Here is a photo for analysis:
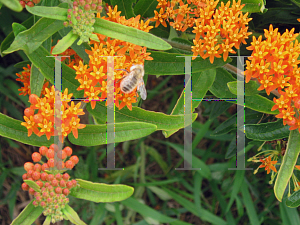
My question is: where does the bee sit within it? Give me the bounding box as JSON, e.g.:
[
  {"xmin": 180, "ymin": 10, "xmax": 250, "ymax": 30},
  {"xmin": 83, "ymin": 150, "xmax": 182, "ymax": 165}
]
[{"xmin": 118, "ymin": 64, "xmax": 147, "ymax": 100}]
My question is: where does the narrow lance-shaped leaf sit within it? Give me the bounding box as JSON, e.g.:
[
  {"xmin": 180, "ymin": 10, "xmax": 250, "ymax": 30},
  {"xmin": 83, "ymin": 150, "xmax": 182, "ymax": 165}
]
[
  {"xmin": 227, "ymin": 80, "xmax": 260, "ymax": 96},
  {"xmin": 51, "ymin": 30, "xmax": 79, "ymax": 55},
  {"xmin": 274, "ymin": 130, "xmax": 300, "ymax": 201},
  {"xmin": 3, "ymin": 18, "xmax": 64, "ymax": 54},
  {"xmin": 30, "ymin": 64, "xmax": 45, "ymax": 97},
  {"xmin": 12, "ymin": 23, "xmax": 26, "ymax": 37},
  {"xmin": 58, "ymin": 27, "xmax": 90, "ymax": 63},
  {"xmin": 134, "ymin": 0, "xmax": 157, "ymax": 18},
  {"xmin": 163, "ymin": 69, "xmax": 216, "ymax": 138},
  {"xmin": 286, "ymin": 190, "xmax": 300, "ymax": 208},
  {"xmin": 111, "ymin": 0, "xmax": 136, "ymax": 19},
  {"xmin": 25, "ymin": 45, "xmax": 83, "ymax": 98},
  {"xmin": 87, "ymin": 101, "xmax": 197, "ymax": 131},
  {"xmin": 145, "ymin": 52, "xmax": 231, "ymax": 75},
  {"xmin": 245, "ymin": 119, "xmax": 290, "ymax": 141},
  {"xmin": 0, "ymin": 0, "xmax": 22, "ymax": 12},
  {"xmin": 0, "ymin": 16, "xmax": 34, "ymax": 56},
  {"xmin": 61, "ymin": 204, "xmax": 87, "ymax": 225},
  {"xmin": 11, "ymin": 200, "xmax": 44, "ymax": 225},
  {"xmin": 210, "ymin": 68, "xmax": 278, "ymax": 114},
  {"xmin": 70, "ymin": 179, "xmax": 134, "ymax": 202},
  {"xmin": 94, "ymin": 18, "xmax": 171, "ymax": 50},
  {"xmin": 25, "ymin": 5, "xmax": 68, "ymax": 21},
  {"xmin": 0, "ymin": 113, "xmax": 53, "ymax": 147},
  {"xmin": 68, "ymin": 122, "xmax": 157, "ymax": 146},
  {"xmin": 241, "ymin": 0, "xmax": 267, "ymax": 13},
  {"xmin": 24, "ymin": 180, "xmax": 41, "ymax": 192}
]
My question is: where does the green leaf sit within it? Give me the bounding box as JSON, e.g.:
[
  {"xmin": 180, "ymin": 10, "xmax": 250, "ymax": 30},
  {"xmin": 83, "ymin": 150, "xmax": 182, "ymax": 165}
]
[
  {"xmin": 51, "ymin": 30, "xmax": 79, "ymax": 55},
  {"xmin": 0, "ymin": 16, "xmax": 34, "ymax": 57},
  {"xmin": 94, "ymin": 18, "xmax": 171, "ymax": 50},
  {"xmin": 245, "ymin": 119, "xmax": 290, "ymax": 141},
  {"xmin": 24, "ymin": 180, "xmax": 41, "ymax": 192},
  {"xmin": 25, "ymin": 46, "xmax": 83, "ymax": 98},
  {"xmin": 0, "ymin": 0, "xmax": 22, "ymax": 12},
  {"xmin": 134, "ymin": 0, "xmax": 157, "ymax": 18},
  {"xmin": 227, "ymin": 80, "xmax": 260, "ymax": 96},
  {"xmin": 286, "ymin": 190, "xmax": 300, "ymax": 208},
  {"xmin": 87, "ymin": 102, "xmax": 197, "ymax": 131},
  {"xmin": 241, "ymin": 180, "xmax": 261, "ymax": 225},
  {"xmin": 275, "ymin": 130, "xmax": 300, "ymax": 201},
  {"xmin": 30, "ymin": 64, "xmax": 45, "ymax": 97},
  {"xmin": 144, "ymin": 52, "xmax": 230, "ymax": 75},
  {"xmin": 3, "ymin": 18, "xmax": 64, "ymax": 54},
  {"xmin": 11, "ymin": 200, "xmax": 44, "ymax": 225},
  {"xmin": 61, "ymin": 204, "xmax": 87, "ymax": 225},
  {"xmin": 162, "ymin": 188, "xmax": 227, "ymax": 225},
  {"xmin": 43, "ymin": 216, "xmax": 51, "ymax": 225},
  {"xmin": 14, "ymin": 61, "xmax": 32, "ymax": 68},
  {"xmin": 58, "ymin": 27, "xmax": 91, "ymax": 63},
  {"xmin": 210, "ymin": 68, "xmax": 278, "ymax": 114},
  {"xmin": 241, "ymin": 0, "xmax": 267, "ymax": 13},
  {"xmin": 25, "ymin": 5, "xmax": 68, "ymax": 21},
  {"xmin": 245, "ymin": 94, "xmax": 278, "ymax": 114},
  {"xmin": 211, "ymin": 113, "xmax": 237, "ymax": 136},
  {"xmin": 163, "ymin": 69, "xmax": 216, "ymax": 137},
  {"xmin": 225, "ymin": 170, "xmax": 245, "ymax": 213},
  {"xmin": 0, "ymin": 113, "xmax": 53, "ymax": 147},
  {"xmin": 68, "ymin": 122, "xmax": 157, "ymax": 146},
  {"xmin": 209, "ymin": 67, "xmax": 236, "ymax": 98},
  {"xmin": 12, "ymin": 23, "xmax": 26, "ymax": 37},
  {"xmin": 70, "ymin": 179, "xmax": 134, "ymax": 202},
  {"xmin": 111, "ymin": 0, "xmax": 135, "ymax": 19},
  {"xmin": 122, "ymin": 197, "xmax": 181, "ymax": 224}
]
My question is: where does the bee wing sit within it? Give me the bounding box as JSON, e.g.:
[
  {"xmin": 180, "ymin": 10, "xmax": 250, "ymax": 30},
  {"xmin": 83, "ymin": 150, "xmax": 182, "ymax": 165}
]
[{"xmin": 137, "ymin": 78, "xmax": 147, "ymax": 100}]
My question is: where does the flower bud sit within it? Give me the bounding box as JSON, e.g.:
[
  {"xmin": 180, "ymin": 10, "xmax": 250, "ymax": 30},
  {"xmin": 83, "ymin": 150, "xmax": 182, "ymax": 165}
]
[
  {"xmin": 46, "ymin": 149, "xmax": 55, "ymax": 158},
  {"xmin": 39, "ymin": 146, "xmax": 48, "ymax": 156},
  {"xmin": 36, "ymin": 180, "xmax": 43, "ymax": 188},
  {"xmin": 47, "ymin": 174, "xmax": 54, "ymax": 181},
  {"xmin": 32, "ymin": 152, "xmax": 42, "ymax": 162},
  {"xmin": 22, "ymin": 182, "xmax": 29, "ymax": 191},
  {"xmin": 47, "ymin": 158, "xmax": 55, "ymax": 168},
  {"xmin": 65, "ymin": 160, "xmax": 74, "ymax": 169},
  {"xmin": 32, "ymin": 171, "xmax": 41, "ymax": 180},
  {"xmin": 41, "ymin": 163, "xmax": 49, "ymax": 171},
  {"xmin": 41, "ymin": 172, "xmax": 48, "ymax": 181},
  {"xmin": 70, "ymin": 156, "xmax": 79, "ymax": 164},
  {"xmin": 33, "ymin": 164, "xmax": 42, "ymax": 172},
  {"xmin": 62, "ymin": 173, "xmax": 70, "ymax": 181},
  {"xmin": 24, "ymin": 162, "xmax": 34, "ymax": 171},
  {"xmin": 29, "ymin": 94, "xmax": 39, "ymax": 105},
  {"xmin": 24, "ymin": 107, "xmax": 34, "ymax": 117},
  {"xmin": 63, "ymin": 188, "xmax": 70, "ymax": 196},
  {"xmin": 33, "ymin": 114, "xmax": 43, "ymax": 124}
]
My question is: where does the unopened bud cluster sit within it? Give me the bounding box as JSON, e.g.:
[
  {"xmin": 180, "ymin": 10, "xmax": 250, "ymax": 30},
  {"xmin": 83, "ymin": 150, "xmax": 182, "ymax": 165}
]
[
  {"xmin": 64, "ymin": 0, "xmax": 103, "ymax": 44},
  {"xmin": 19, "ymin": 0, "xmax": 41, "ymax": 8},
  {"xmin": 21, "ymin": 145, "xmax": 79, "ymax": 223}
]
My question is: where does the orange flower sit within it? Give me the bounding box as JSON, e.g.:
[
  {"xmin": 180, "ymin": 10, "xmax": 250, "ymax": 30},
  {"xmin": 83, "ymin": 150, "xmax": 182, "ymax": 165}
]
[
  {"xmin": 74, "ymin": 6, "xmax": 153, "ymax": 111},
  {"xmin": 153, "ymin": 0, "xmax": 252, "ymax": 63},
  {"xmin": 259, "ymin": 156, "xmax": 277, "ymax": 174},
  {"xmin": 245, "ymin": 24, "xmax": 300, "ymax": 132}
]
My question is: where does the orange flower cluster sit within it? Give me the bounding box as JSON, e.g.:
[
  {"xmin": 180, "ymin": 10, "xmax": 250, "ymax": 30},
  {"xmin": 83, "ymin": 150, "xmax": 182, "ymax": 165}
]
[
  {"xmin": 16, "ymin": 64, "xmax": 48, "ymax": 96},
  {"xmin": 73, "ymin": 6, "xmax": 153, "ymax": 111},
  {"xmin": 244, "ymin": 25, "xmax": 300, "ymax": 130},
  {"xmin": 258, "ymin": 156, "xmax": 278, "ymax": 174},
  {"xmin": 152, "ymin": 0, "xmax": 252, "ymax": 63},
  {"xmin": 22, "ymin": 145, "xmax": 78, "ymax": 223},
  {"xmin": 21, "ymin": 87, "xmax": 86, "ymax": 140}
]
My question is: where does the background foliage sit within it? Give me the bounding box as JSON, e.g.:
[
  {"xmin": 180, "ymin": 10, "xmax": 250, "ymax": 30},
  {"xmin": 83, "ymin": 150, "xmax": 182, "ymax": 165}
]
[{"xmin": 2, "ymin": 0, "xmax": 300, "ymax": 224}]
